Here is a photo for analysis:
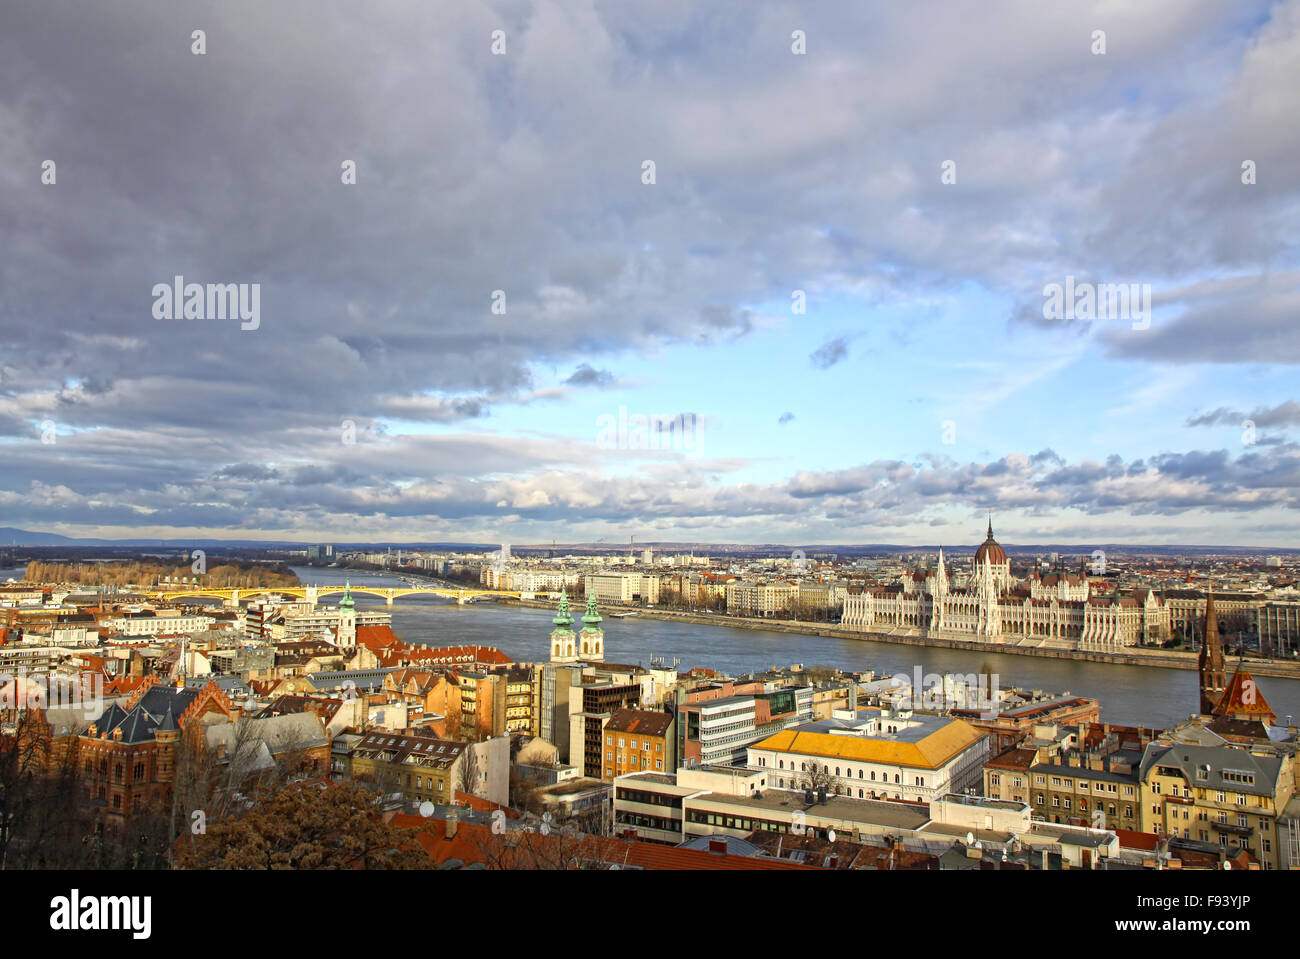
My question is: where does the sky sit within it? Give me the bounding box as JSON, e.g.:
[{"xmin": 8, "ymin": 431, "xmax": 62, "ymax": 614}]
[{"xmin": 1, "ymin": 0, "xmax": 1299, "ymax": 547}]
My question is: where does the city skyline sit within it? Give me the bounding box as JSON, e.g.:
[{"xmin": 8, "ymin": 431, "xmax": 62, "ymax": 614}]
[{"xmin": 3, "ymin": 2, "xmax": 1299, "ymax": 546}]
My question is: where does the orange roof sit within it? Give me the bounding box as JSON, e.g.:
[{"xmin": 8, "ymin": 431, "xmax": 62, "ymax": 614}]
[
  {"xmin": 1115, "ymin": 829, "xmax": 1159, "ymax": 852},
  {"xmin": 453, "ymin": 792, "xmax": 523, "ymax": 819},
  {"xmin": 754, "ymin": 719, "xmax": 987, "ymax": 770},
  {"xmin": 103, "ymin": 674, "xmax": 148, "ymax": 696},
  {"xmin": 1213, "ymin": 669, "xmax": 1275, "ymax": 720},
  {"xmin": 357, "ymin": 625, "xmax": 401, "ymax": 649},
  {"xmin": 388, "ymin": 816, "xmax": 815, "ymax": 870}
]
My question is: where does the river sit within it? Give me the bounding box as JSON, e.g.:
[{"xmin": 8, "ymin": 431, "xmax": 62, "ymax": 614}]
[
  {"xmin": 8, "ymin": 563, "xmax": 1297, "ymax": 730},
  {"xmin": 284, "ymin": 566, "xmax": 1300, "ymax": 730}
]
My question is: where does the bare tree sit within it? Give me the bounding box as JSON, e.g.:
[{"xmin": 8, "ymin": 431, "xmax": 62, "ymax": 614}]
[
  {"xmin": 0, "ymin": 712, "xmax": 88, "ymax": 869},
  {"xmin": 455, "ymin": 742, "xmax": 479, "ymax": 798},
  {"xmin": 800, "ymin": 759, "xmax": 838, "ymax": 794}
]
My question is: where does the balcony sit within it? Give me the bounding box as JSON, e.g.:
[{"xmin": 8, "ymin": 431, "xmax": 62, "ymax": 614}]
[{"xmin": 1211, "ymin": 821, "xmax": 1253, "ymax": 836}]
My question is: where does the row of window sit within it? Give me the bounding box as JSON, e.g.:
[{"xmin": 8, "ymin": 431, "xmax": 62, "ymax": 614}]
[{"xmin": 761, "ymin": 757, "xmax": 919, "ymax": 786}]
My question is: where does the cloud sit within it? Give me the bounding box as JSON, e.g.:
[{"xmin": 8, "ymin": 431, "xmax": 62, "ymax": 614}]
[
  {"xmin": 778, "ymin": 412, "xmax": 795, "ymax": 425},
  {"xmin": 810, "ymin": 336, "xmax": 852, "ymax": 370},
  {"xmin": 1187, "ymin": 400, "xmax": 1300, "ymax": 429},
  {"xmin": 0, "ymin": 0, "xmax": 1297, "ymax": 543},
  {"xmin": 564, "ymin": 364, "xmax": 616, "ymax": 388}
]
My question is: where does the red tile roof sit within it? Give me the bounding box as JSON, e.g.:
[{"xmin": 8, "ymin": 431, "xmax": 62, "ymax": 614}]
[{"xmin": 388, "ymin": 816, "xmax": 814, "ymax": 870}]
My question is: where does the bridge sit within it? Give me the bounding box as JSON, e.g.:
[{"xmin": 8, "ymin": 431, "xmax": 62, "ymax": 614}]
[{"xmin": 144, "ymin": 584, "xmax": 516, "ymax": 606}]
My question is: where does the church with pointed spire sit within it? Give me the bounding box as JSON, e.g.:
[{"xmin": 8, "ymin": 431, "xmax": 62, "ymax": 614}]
[{"xmin": 1198, "ymin": 588, "xmax": 1228, "ymax": 714}]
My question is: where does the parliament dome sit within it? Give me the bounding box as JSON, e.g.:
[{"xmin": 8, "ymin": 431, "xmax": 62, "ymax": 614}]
[{"xmin": 973, "ymin": 518, "xmax": 1007, "ymax": 566}]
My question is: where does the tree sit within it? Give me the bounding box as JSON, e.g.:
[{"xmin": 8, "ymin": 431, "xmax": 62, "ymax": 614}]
[
  {"xmin": 175, "ymin": 780, "xmax": 429, "ymax": 869},
  {"xmin": 800, "ymin": 759, "xmax": 838, "ymax": 794},
  {"xmin": 0, "ymin": 711, "xmax": 88, "ymax": 869},
  {"xmin": 455, "ymin": 742, "xmax": 479, "ymax": 798},
  {"xmin": 169, "ymin": 713, "xmax": 324, "ymax": 866},
  {"xmin": 466, "ymin": 819, "xmax": 626, "ymax": 870}
]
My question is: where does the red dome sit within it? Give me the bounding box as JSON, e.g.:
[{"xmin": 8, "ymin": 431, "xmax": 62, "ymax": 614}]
[{"xmin": 974, "ymin": 519, "xmax": 1007, "ymax": 566}]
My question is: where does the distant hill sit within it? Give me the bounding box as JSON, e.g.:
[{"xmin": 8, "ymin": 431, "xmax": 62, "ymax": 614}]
[{"xmin": 0, "ymin": 527, "xmax": 1294, "ymax": 556}]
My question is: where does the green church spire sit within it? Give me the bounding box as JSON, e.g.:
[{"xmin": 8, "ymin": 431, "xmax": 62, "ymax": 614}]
[
  {"xmin": 552, "ymin": 587, "xmax": 573, "ymax": 631},
  {"xmin": 581, "ymin": 593, "xmax": 602, "ymax": 631},
  {"xmin": 339, "ymin": 579, "xmax": 355, "ymax": 609}
]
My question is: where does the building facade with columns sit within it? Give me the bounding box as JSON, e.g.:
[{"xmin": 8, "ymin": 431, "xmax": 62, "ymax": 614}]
[{"xmin": 840, "ymin": 521, "xmax": 1170, "ymax": 650}]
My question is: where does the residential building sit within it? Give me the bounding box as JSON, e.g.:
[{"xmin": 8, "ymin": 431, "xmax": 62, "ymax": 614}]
[{"xmin": 602, "ymin": 708, "xmax": 675, "ymax": 779}]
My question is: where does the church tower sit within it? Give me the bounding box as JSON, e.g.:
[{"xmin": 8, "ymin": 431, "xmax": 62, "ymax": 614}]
[
  {"xmin": 550, "ymin": 587, "xmax": 578, "ymax": 663},
  {"xmin": 929, "ymin": 547, "xmax": 948, "ymax": 633},
  {"xmin": 580, "ymin": 593, "xmax": 605, "ymax": 662},
  {"xmin": 1199, "ymin": 588, "xmax": 1227, "ymax": 714},
  {"xmin": 336, "ymin": 579, "xmax": 357, "ymax": 649}
]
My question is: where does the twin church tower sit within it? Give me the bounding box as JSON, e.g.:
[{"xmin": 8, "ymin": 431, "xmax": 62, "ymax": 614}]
[{"xmin": 550, "ymin": 588, "xmax": 605, "ymax": 663}]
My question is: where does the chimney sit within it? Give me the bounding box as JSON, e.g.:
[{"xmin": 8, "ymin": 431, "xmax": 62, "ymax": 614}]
[
  {"xmin": 708, "ymin": 837, "xmax": 727, "ymax": 856},
  {"xmin": 446, "ymin": 810, "xmax": 459, "ymax": 839}
]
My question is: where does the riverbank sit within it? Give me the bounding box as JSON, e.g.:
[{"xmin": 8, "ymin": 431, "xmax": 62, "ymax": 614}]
[{"xmin": 501, "ymin": 597, "xmax": 1300, "ymax": 680}]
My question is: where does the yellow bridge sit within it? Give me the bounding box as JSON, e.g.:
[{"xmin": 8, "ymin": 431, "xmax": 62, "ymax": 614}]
[{"xmin": 145, "ymin": 585, "xmax": 515, "ymax": 606}]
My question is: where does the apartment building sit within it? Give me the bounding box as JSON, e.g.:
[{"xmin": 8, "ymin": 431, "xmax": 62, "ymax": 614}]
[
  {"xmin": 350, "ymin": 731, "xmax": 466, "ymax": 804},
  {"xmin": 584, "ymin": 572, "xmax": 659, "ymax": 605},
  {"xmin": 1025, "ymin": 750, "xmax": 1144, "ymax": 833},
  {"xmin": 569, "ymin": 680, "xmax": 643, "ymax": 778},
  {"xmin": 100, "ymin": 610, "xmax": 214, "ymax": 637},
  {"xmin": 602, "ymin": 708, "xmax": 675, "ymax": 779},
  {"xmin": 1140, "ymin": 737, "xmax": 1296, "ymax": 869},
  {"xmin": 725, "ymin": 581, "xmax": 798, "ymax": 618}
]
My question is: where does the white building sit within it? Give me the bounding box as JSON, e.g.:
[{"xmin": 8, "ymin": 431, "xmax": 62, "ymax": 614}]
[
  {"xmin": 840, "ymin": 521, "xmax": 1170, "ymax": 650},
  {"xmin": 747, "ymin": 707, "xmax": 990, "ymax": 804}
]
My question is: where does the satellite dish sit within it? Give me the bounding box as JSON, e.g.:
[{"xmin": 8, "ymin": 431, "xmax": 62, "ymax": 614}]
[
  {"xmin": 966, "ymin": 831, "xmax": 975, "ymax": 845},
  {"xmin": 827, "ymin": 829, "xmax": 836, "ymax": 843},
  {"xmin": 1222, "ymin": 860, "xmax": 1232, "ymax": 870}
]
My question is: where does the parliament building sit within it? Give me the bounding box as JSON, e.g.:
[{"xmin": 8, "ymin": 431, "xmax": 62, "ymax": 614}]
[{"xmin": 840, "ymin": 520, "xmax": 1171, "ymax": 650}]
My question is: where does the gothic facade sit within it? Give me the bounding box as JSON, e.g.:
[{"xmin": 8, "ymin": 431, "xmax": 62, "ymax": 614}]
[{"xmin": 840, "ymin": 521, "xmax": 1170, "ymax": 650}]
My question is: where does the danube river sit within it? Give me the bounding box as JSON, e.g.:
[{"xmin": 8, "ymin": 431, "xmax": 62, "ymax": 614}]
[
  {"xmin": 10, "ymin": 563, "xmax": 1296, "ymax": 731},
  {"xmin": 285, "ymin": 567, "xmax": 1300, "ymax": 730}
]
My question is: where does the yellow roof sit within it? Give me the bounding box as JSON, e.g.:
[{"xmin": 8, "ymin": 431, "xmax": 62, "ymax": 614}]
[{"xmin": 753, "ymin": 719, "xmax": 986, "ymax": 769}]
